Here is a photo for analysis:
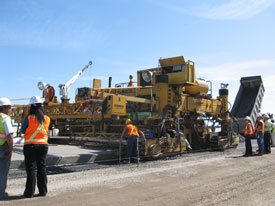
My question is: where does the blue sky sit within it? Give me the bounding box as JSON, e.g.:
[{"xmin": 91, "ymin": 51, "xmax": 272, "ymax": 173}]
[{"xmin": 1, "ymin": 0, "xmax": 275, "ymax": 114}]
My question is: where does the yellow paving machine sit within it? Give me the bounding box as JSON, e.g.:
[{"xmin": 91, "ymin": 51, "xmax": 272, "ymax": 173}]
[{"xmin": 11, "ymin": 56, "xmax": 239, "ymax": 157}]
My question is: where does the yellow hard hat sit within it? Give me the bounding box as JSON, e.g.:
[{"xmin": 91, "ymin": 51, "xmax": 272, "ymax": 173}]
[{"xmin": 125, "ymin": 119, "xmax": 132, "ymax": 124}]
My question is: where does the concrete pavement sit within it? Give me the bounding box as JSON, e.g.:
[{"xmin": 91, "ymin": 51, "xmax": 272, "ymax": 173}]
[{"xmin": 11, "ymin": 137, "xmax": 117, "ymax": 169}]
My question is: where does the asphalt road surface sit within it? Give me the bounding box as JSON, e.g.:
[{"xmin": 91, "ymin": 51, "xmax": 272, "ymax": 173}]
[{"xmin": 2, "ymin": 142, "xmax": 274, "ymax": 206}]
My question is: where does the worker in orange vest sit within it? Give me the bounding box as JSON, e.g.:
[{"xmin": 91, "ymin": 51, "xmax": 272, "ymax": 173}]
[
  {"xmin": 21, "ymin": 96, "xmax": 50, "ymax": 198},
  {"xmin": 243, "ymin": 116, "xmax": 253, "ymax": 156},
  {"xmin": 127, "ymin": 74, "xmax": 134, "ymax": 87},
  {"xmin": 255, "ymin": 113, "xmax": 265, "ymax": 155},
  {"xmin": 120, "ymin": 119, "xmax": 145, "ymax": 163}
]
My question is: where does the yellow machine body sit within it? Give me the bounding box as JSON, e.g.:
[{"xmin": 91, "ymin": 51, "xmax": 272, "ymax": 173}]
[
  {"xmin": 11, "ymin": 56, "xmax": 239, "ymax": 158},
  {"xmin": 105, "ymin": 95, "xmax": 126, "ymax": 117}
]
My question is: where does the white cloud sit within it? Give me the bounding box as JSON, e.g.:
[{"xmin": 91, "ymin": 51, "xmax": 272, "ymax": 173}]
[
  {"xmin": 197, "ymin": 59, "xmax": 275, "ymax": 81},
  {"xmin": 194, "ymin": 0, "xmax": 275, "ymax": 20},
  {"xmin": 155, "ymin": 0, "xmax": 275, "ymax": 20},
  {"xmin": 195, "ymin": 59, "xmax": 275, "ymax": 114},
  {"xmin": 263, "ymin": 74, "xmax": 275, "ymax": 92}
]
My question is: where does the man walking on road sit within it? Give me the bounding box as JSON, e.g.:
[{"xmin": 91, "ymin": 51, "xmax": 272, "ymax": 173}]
[
  {"xmin": 0, "ymin": 97, "xmax": 14, "ymax": 199},
  {"xmin": 120, "ymin": 119, "xmax": 146, "ymax": 163},
  {"xmin": 255, "ymin": 113, "xmax": 265, "ymax": 155}
]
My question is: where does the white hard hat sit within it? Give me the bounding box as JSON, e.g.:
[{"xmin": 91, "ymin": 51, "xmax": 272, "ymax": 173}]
[
  {"xmin": 29, "ymin": 96, "xmax": 43, "ymax": 105},
  {"xmin": 0, "ymin": 97, "xmax": 11, "ymax": 106},
  {"xmin": 244, "ymin": 116, "xmax": 251, "ymax": 121},
  {"xmin": 256, "ymin": 113, "xmax": 262, "ymax": 118},
  {"xmin": 263, "ymin": 114, "xmax": 269, "ymax": 119}
]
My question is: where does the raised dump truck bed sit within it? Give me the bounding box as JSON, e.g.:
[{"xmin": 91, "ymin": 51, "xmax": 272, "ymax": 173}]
[{"xmin": 231, "ymin": 76, "xmax": 265, "ymax": 133}]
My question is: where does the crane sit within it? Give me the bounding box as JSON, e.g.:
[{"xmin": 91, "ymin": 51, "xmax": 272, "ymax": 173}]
[{"xmin": 59, "ymin": 60, "xmax": 92, "ymax": 103}]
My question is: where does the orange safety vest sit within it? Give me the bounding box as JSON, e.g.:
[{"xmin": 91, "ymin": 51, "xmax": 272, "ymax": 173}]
[
  {"xmin": 128, "ymin": 79, "xmax": 134, "ymax": 87},
  {"xmin": 255, "ymin": 119, "xmax": 264, "ymax": 134},
  {"xmin": 244, "ymin": 122, "xmax": 253, "ymax": 135},
  {"xmin": 126, "ymin": 124, "xmax": 139, "ymax": 137},
  {"xmin": 24, "ymin": 115, "xmax": 50, "ymax": 145}
]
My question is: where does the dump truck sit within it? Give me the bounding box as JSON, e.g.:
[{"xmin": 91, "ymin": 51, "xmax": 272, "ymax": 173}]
[
  {"xmin": 231, "ymin": 76, "xmax": 265, "ymax": 134},
  {"xmin": 11, "ymin": 56, "xmax": 239, "ymax": 157}
]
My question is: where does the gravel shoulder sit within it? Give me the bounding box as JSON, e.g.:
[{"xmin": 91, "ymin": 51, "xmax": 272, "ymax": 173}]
[{"xmin": 2, "ymin": 147, "xmax": 275, "ymax": 206}]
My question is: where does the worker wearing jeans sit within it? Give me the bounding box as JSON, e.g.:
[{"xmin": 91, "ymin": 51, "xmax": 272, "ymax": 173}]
[
  {"xmin": 126, "ymin": 135, "xmax": 139, "ymax": 162},
  {"xmin": 0, "ymin": 97, "xmax": 14, "ymax": 200},
  {"xmin": 257, "ymin": 132, "xmax": 265, "ymax": 155},
  {"xmin": 255, "ymin": 113, "xmax": 265, "ymax": 155},
  {"xmin": 120, "ymin": 119, "xmax": 145, "ymax": 163}
]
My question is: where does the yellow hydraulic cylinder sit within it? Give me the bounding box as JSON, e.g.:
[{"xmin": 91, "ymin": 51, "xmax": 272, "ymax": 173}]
[{"xmin": 185, "ymin": 79, "xmax": 209, "ymax": 95}]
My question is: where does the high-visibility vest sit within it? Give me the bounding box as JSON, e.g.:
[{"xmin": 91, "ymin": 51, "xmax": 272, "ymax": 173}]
[
  {"xmin": 264, "ymin": 119, "xmax": 273, "ymax": 133},
  {"xmin": 126, "ymin": 124, "xmax": 139, "ymax": 137},
  {"xmin": 0, "ymin": 113, "xmax": 10, "ymax": 146},
  {"xmin": 272, "ymin": 123, "xmax": 275, "ymax": 133},
  {"xmin": 255, "ymin": 119, "xmax": 264, "ymax": 134},
  {"xmin": 24, "ymin": 115, "xmax": 50, "ymax": 145},
  {"xmin": 244, "ymin": 122, "xmax": 253, "ymax": 135}
]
